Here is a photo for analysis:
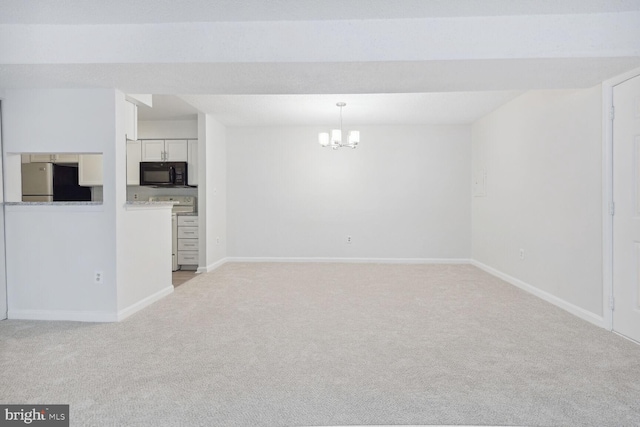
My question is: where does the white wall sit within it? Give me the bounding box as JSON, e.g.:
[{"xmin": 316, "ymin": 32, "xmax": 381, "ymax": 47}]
[
  {"xmin": 227, "ymin": 125, "xmax": 471, "ymax": 259},
  {"xmin": 5, "ymin": 206, "xmax": 116, "ymax": 319},
  {"xmin": 3, "ymin": 88, "xmax": 119, "ymax": 320},
  {"xmin": 116, "ymin": 206, "xmax": 173, "ymax": 314},
  {"xmin": 0, "ymin": 207, "xmax": 5, "ymax": 320},
  {"xmin": 138, "ymin": 120, "xmax": 197, "ymax": 139},
  {"xmin": 115, "ymin": 93, "xmax": 174, "ymax": 314},
  {"xmin": 2, "ymin": 13, "xmax": 638, "ymax": 64},
  {"xmin": 3, "ymin": 89, "xmax": 116, "ymax": 153},
  {"xmin": 471, "ymin": 87, "xmax": 603, "ymax": 317},
  {"xmin": 198, "ymin": 114, "xmax": 227, "ymax": 270}
]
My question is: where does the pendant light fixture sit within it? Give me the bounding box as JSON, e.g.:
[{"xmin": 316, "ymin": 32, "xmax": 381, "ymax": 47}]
[{"xmin": 318, "ymin": 102, "xmax": 360, "ymax": 150}]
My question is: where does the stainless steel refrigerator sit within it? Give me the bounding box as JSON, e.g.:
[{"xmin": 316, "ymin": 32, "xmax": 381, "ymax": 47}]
[{"xmin": 21, "ymin": 162, "xmax": 91, "ymax": 202}]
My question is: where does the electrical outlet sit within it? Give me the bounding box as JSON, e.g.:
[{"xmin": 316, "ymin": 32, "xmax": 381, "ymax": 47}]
[
  {"xmin": 94, "ymin": 271, "xmax": 104, "ymax": 284},
  {"xmin": 347, "ymin": 235, "xmax": 352, "ymax": 244},
  {"xmin": 519, "ymin": 249, "xmax": 525, "ymax": 260},
  {"xmin": 216, "ymin": 236, "xmax": 220, "ymax": 245},
  {"xmin": 133, "ymin": 193, "xmax": 139, "ymax": 201}
]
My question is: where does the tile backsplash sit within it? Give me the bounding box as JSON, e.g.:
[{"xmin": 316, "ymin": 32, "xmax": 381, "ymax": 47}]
[{"xmin": 90, "ymin": 186, "xmax": 198, "ymax": 203}]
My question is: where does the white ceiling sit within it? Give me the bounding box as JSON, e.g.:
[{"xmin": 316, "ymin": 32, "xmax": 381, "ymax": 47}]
[
  {"xmin": 2, "ymin": 1, "xmax": 639, "ymax": 125},
  {"xmin": 137, "ymin": 96, "xmax": 200, "ymax": 121},
  {"xmin": 2, "ymin": 0, "xmax": 640, "ymax": 24},
  {"xmin": 177, "ymin": 92, "xmax": 525, "ymax": 126}
]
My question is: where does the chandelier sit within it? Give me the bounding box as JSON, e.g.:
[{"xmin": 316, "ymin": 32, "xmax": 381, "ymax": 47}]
[{"xmin": 318, "ymin": 102, "xmax": 360, "ymax": 150}]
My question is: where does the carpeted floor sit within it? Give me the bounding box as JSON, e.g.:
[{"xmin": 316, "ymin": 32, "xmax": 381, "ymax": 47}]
[{"xmin": 1, "ymin": 263, "xmax": 639, "ymax": 426}]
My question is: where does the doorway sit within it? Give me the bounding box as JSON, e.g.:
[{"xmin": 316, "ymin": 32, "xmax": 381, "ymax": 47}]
[
  {"xmin": 0, "ymin": 101, "xmax": 7, "ymax": 320},
  {"xmin": 612, "ymin": 74, "xmax": 640, "ymax": 343}
]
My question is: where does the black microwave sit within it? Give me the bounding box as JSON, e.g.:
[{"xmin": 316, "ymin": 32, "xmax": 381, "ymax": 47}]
[{"xmin": 140, "ymin": 162, "xmax": 188, "ymax": 186}]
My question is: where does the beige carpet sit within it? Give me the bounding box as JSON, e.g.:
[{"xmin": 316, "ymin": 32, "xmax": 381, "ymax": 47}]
[{"xmin": 1, "ymin": 263, "xmax": 639, "ymax": 426}]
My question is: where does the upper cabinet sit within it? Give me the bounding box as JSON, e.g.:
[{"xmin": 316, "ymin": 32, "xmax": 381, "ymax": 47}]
[
  {"xmin": 27, "ymin": 154, "xmax": 79, "ymax": 163},
  {"xmin": 141, "ymin": 139, "xmax": 165, "ymax": 161},
  {"xmin": 165, "ymin": 140, "xmax": 188, "ymax": 161},
  {"xmin": 125, "ymin": 101, "xmax": 138, "ymax": 141},
  {"xmin": 78, "ymin": 154, "xmax": 103, "ymax": 187},
  {"xmin": 141, "ymin": 139, "xmax": 188, "ymax": 162}
]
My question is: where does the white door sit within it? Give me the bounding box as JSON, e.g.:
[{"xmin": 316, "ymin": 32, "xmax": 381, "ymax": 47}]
[{"xmin": 613, "ymin": 74, "xmax": 640, "ymax": 343}]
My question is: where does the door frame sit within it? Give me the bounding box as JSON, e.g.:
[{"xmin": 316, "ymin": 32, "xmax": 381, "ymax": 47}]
[
  {"xmin": 0, "ymin": 99, "xmax": 6, "ymax": 320},
  {"xmin": 602, "ymin": 66, "xmax": 640, "ymax": 332}
]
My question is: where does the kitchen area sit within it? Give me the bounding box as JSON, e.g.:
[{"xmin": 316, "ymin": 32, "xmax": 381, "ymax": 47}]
[
  {"xmin": 0, "ymin": 88, "xmax": 226, "ymax": 322},
  {"xmin": 17, "ymin": 95, "xmax": 202, "ymax": 286}
]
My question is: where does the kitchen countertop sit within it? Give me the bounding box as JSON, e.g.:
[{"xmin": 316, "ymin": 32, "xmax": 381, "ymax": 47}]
[
  {"xmin": 125, "ymin": 201, "xmax": 176, "ymax": 206},
  {"xmin": 5, "ymin": 201, "xmax": 102, "ymax": 206}
]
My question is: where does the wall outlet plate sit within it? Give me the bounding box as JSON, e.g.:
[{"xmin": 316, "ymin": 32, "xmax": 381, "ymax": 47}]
[{"xmin": 95, "ymin": 271, "xmax": 104, "ymax": 284}]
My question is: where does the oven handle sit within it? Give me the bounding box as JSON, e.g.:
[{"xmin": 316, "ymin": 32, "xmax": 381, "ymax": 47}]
[{"xmin": 169, "ymin": 166, "xmax": 175, "ymax": 184}]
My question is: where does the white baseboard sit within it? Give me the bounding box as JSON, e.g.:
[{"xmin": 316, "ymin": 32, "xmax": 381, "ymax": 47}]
[
  {"xmin": 9, "ymin": 285, "xmax": 174, "ymax": 322},
  {"xmin": 8, "ymin": 309, "xmax": 118, "ymax": 323},
  {"xmin": 194, "ymin": 257, "xmax": 469, "ymax": 275},
  {"xmin": 225, "ymin": 257, "xmax": 471, "ymax": 264},
  {"xmin": 117, "ymin": 285, "xmax": 174, "ymax": 321},
  {"xmin": 197, "ymin": 257, "xmax": 229, "ymax": 273},
  {"xmin": 470, "ymin": 259, "xmax": 605, "ymax": 328}
]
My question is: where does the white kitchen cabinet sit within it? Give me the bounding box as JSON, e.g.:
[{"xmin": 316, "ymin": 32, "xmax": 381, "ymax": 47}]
[
  {"xmin": 165, "ymin": 140, "xmax": 188, "ymax": 161},
  {"xmin": 141, "ymin": 140, "xmax": 165, "ymax": 161},
  {"xmin": 78, "ymin": 154, "xmax": 103, "ymax": 186},
  {"xmin": 125, "ymin": 101, "xmax": 138, "ymax": 141},
  {"xmin": 187, "ymin": 139, "xmax": 198, "ymax": 186},
  {"xmin": 141, "ymin": 139, "xmax": 188, "ymax": 162},
  {"xmin": 177, "ymin": 225, "xmax": 198, "ymax": 239},
  {"xmin": 126, "ymin": 140, "xmax": 141, "ymax": 185},
  {"xmin": 29, "ymin": 154, "xmax": 79, "ymax": 163},
  {"xmin": 29, "ymin": 154, "xmax": 53, "ymax": 162},
  {"xmin": 177, "ymin": 215, "xmax": 198, "ymax": 267},
  {"xmin": 54, "ymin": 154, "xmax": 79, "ymax": 163}
]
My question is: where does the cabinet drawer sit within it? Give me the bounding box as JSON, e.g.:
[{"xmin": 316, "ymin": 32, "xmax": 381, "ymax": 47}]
[
  {"xmin": 178, "ymin": 251, "xmax": 199, "ymax": 265},
  {"xmin": 177, "ymin": 226, "xmax": 198, "ymax": 238},
  {"xmin": 178, "ymin": 216, "xmax": 198, "ymax": 226},
  {"xmin": 178, "ymin": 239, "xmax": 199, "ymax": 251}
]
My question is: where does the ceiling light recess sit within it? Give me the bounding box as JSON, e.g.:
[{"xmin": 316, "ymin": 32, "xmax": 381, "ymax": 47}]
[{"xmin": 318, "ymin": 102, "xmax": 359, "ymax": 150}]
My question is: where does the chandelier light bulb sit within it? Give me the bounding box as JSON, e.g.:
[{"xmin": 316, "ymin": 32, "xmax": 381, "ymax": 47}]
[
  {"xmin": 331, "ymin": 129, "xmax": 342, "ymax": 144},
  {"xmin": 348, "ymin": 130, "xmax": 360, "ymax": 146},
  {"xmin": 318, "ymin": 132, "xmax": 330, "ymax": 147}
]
